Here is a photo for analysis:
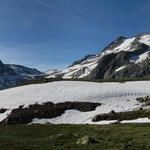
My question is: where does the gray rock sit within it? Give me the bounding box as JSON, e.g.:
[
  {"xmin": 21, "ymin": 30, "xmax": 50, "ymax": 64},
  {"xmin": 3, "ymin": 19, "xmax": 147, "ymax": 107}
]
[
  {"xmin": 110, "ymin": 120, "xmax": 121, "ymax": 125},
  {"xmin": 76, "ymin": 136, "xmax": 97, "ymax": 145}
]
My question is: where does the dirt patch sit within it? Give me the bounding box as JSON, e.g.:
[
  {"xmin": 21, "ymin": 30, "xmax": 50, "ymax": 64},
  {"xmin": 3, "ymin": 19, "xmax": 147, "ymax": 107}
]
[
  {"xmin": 1, "ymin": 102, "xmax": 101, "ymax": 125},
  {"xmin": 92, "ymin": 108, "xmax": 150, "ymax": 122}
]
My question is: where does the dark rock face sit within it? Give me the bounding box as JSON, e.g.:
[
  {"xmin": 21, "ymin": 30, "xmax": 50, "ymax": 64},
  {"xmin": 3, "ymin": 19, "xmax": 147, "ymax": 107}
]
[
  {"xmin": 69, "ymin": 55, "xmax": 95, "ymax": 67},
  {"xmin": 1, "ymin": 102, "xmax": 101, "ymax": 125},
  {"xmin": 102, "ymin": 36, "xmax": 127, "ymax": 52}
]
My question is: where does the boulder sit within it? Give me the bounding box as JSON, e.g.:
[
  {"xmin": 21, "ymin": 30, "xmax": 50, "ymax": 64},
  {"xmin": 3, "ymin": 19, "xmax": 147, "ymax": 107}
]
[{"xmin": 76, "ymin": 136, "xmax": 97, "ymax": 145}]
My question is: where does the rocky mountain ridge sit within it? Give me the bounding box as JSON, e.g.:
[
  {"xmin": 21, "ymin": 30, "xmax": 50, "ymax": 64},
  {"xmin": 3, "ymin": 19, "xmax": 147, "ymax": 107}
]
[{"xmin": 48, "ymin": 32, "xmax": 150, "ymax": 79}]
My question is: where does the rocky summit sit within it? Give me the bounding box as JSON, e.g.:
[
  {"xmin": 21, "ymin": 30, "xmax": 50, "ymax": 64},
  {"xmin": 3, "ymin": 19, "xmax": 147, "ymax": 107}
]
[{"xmin": 48, "ymin": 33, "xmax": 150, "ymax": 79}]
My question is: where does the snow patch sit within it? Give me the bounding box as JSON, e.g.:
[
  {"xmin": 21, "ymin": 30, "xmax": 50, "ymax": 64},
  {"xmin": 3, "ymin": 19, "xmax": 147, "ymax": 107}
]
[
  {"xmin": 0, "ymin": 110, "xmax": 12, "ymax": 122},
  {"xmin": 139, "ymin": 35, "xmax": 150, "ymax": 46},
  {"xmin": 104, "ymin": 37, "xmax": 136, "ymax": 55},
  {"xmin": 130, "ymin": 51, "xmax": 150, "ymax": 63},
  {"xmin": 30, "ymin": 116, "xmax": 118, "ymax": 125},
  {"xmin": 121, "ymin": 117, "xmax": 150, "ymax": 123},
  {"xmin": 30, "ymin": 96, "xmax": 140, "ymax": 124},
  {"xmin": 31, "ymin": 117, "xmax": 150, "ymax": 125},
  {"xmin": 48, "ymin": 55, "xmax": 100, "ymax": 78},
  {"xmin": 114, "ymin": 37, "xmax": 136, "ymax": 52},
  {"xmin": 45, "ymin": 69, "xmax": 60, "ymax": 76},
  {"xmin": 115, "ymin": 66, "xmax": 126, "ymax": 72}
]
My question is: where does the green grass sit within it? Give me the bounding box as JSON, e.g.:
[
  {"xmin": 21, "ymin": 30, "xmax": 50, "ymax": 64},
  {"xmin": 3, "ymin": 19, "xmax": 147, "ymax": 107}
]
[
  {"xmin": 92, "ymin": 108, "xmax": 150, "ymax": 122},
  {"xmin": 1, "ymin": 124, "xmax": 150, "ymax": 150}
]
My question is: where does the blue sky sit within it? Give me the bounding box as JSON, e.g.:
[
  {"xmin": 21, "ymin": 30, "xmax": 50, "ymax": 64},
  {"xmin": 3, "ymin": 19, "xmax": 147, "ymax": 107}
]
[{"xmin": 0, "ymin": 0, "xmax": 150, "ymax": 71}]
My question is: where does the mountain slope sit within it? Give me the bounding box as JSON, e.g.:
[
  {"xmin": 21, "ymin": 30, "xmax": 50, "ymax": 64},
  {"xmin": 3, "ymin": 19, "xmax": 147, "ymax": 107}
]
[
  {"xmin": 0, "ymin": 61, "xmax": 44, "ymax": 89},
  {"xmin": 48, "ymin": 33, "xmax": 150, "ymax": 79},
  {"xmin": 44, "ymin": 69, "xmax": 60, "ymax": 76}
]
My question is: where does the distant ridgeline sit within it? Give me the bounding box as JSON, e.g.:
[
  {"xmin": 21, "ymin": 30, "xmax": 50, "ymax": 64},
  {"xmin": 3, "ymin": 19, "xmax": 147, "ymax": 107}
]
[
  {"xmin": 0, "ymin": 60, "xmax": 44, "ymax": 90},
  {"xmin": 1, "ymin": 33, "xmax": 150, "ymax": 90}
]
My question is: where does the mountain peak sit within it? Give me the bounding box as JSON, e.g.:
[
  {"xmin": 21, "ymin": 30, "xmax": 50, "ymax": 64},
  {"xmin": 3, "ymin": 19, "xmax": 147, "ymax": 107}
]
[
  {"xmin": 135, "ymin": 32, "xmax": 150, "ymax": 38},
  {"xmin": 102, "ymin": 36, "xmax": 127, "ymax": 52},
  {"xmin": 48, "ymin": 33, "xmax": 150, "ymax": 79}
]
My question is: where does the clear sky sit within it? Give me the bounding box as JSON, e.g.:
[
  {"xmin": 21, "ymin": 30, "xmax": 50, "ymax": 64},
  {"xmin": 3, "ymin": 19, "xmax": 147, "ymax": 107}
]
[{"xmin": 0, "ymin": 0, "xmax": 150, "ymax": 71}]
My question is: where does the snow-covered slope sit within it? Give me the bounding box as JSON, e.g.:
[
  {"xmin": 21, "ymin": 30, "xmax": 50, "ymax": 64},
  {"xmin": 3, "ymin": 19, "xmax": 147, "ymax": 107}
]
[
  {"xmin": 48, "ymin": 33, "xmax": 150, "ymax": 79},
  {"xmin": 44, "ymin": 69, "xmax": 60, "ymax": 76},
  {"xmin": 0, "ymin": 81, "xmax": 150, "ymax": 124},
  {"xmin": 48, "ymin": 55, "xmax": 100, "ymax": 78}
]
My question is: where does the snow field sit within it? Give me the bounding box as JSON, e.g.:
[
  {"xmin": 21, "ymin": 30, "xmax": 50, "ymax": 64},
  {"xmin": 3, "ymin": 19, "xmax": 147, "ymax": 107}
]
[{"xmin": 0, "ymin": 81, "xmax": 149, "ymax": 124}]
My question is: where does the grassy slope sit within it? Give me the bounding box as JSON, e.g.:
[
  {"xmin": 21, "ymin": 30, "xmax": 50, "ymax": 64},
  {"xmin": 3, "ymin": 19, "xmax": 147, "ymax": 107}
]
[
  {"xmin": 92, "ymin": 108, "xmax": 150, "ymax": 122},
  {"xmin": 1, "ymin": 124, "xmax": 150, "ymax": 150}
]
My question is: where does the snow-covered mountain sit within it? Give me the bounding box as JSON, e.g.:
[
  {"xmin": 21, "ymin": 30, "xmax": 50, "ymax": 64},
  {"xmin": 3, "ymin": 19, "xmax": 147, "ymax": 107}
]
[
  {"xmin": 0, "ymin": 61, "xmax": 44, "ymax": 89},
  {"xmin": 48, "ymin": 33, "xmax": 150, "ymax": 79}
]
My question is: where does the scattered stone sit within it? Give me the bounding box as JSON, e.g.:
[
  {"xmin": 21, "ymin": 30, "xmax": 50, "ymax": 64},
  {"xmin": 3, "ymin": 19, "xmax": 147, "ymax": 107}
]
[
  {"xmin": 49, "ymin": 134, "xmax": 64, "ymax": 140},
  {"xmin": 73, "ymin": 133, "xmax": 78, "ymax": 137},
  {"xmin": 76, "ymin": 136, "xmax": 97, "ymax": 145},
  {"xmin": 136, "ymin": 96, "xmax": 150, "ymax": 107},
  {"xmin": 136, "ymin": 96, "xmax": 150, "ymax": 103},
  {"xmin": 56, "ymin": 133, "xmax": 64, "ymax": 138},
  {"xmin": 110, "ymin": 110, "xmax": 116, "ymax": 115},
  {"xmin": 93, "ymin": 107, "xmax": 150, "ymax": 122},
  {"xmin": 45, "ymin": 122, "xmax": 52, "ymax": 125},
  {"xmin": 92, "ymin": 110, "xmax": 116, "ymax": 122},
  {"xmin": 139, "ymin": 107, "xmax": 143, "ymax": 110},
  {"xmin": 49, "ymin": 135, "xmax": 55, "ymax": 139},
  {"xmin": 19, "ymin": 105, "xmax": 24, "ymax": 109},
  {"xmin": 110, "ymin": 120, "xmax": 121, "ymax": 125},
  {"xmin": 136, "ymin": 97, "xmax": 144, "ymax": 103}
]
